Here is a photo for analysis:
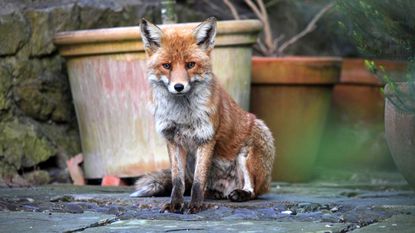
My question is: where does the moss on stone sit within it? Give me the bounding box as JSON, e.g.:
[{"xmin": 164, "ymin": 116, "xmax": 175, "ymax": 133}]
[
  {"xmin": 0, "ymin": 119, "xmax": 56, "ymax": 170},
  {"xmin": 24, "ymin": 3, "xmax": 80, "ymax": 57},
  {"xmin": 0, "ymin": 160, "xmax": 18, "ymax": 177},
  {"xmin": 23, "ymin": 170, "xmax": 51, "ymax": 185},
  {"xmin": 12, "ymin": 56, "xmax": 74, "ymax": 123},
  {"xmin": 42, "ymin": 123, "xmax": 81, "ymax": 159},
  {"xmin": 0, "ymin": 63, "xmax": 12, "ymax": 111},
  {"xmin": 0, "ymin": 10, "xmax": 29, "ymax": 56}
]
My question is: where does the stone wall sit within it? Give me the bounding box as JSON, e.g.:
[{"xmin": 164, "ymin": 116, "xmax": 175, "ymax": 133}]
[
  {"xmin": 0, "ymin": 0, "xmax": 164, "ymax": 182},
  {"xmin": 0, "ymin": 0, "xmax": 354, "ymax": 183}
]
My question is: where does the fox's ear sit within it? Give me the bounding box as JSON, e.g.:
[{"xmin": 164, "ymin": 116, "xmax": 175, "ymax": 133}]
[
  {"xmin": 193, "ymin": 17, "xmax": 217, "ymax": 50},
  {"xmin": 140, "ymin": 18, "xmax": 163, "ymax": 52}
]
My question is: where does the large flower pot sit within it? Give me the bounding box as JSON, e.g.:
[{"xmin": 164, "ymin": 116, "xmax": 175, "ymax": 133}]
[
  {"xmin": 54, "ymin": 20, "xmax": 261, "ymax": 179},
  {"xmin": 250, "ymin": 56, "xmax": 341, "ymax": 182},
  {"xmin": 318, "ymin": 58, "xmax": 407, "ymax": 170},
  {"xmin": 385, "ymin": 82, "xmax": 415, "ymax": 189}
]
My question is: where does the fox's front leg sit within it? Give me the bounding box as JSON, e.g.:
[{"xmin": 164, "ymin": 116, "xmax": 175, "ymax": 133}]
[
  {"xmin": 161, "ymin": 142, "xmax": 187, "ymax": 214},
  {"xmin": 188, "ymin": 142, "xmax": 215, "ymax": 214}
]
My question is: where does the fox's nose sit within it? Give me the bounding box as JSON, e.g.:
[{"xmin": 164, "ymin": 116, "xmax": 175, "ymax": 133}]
[{"xmin": 174, "ymin": 83, "xmax": 185, "ymax": 92}]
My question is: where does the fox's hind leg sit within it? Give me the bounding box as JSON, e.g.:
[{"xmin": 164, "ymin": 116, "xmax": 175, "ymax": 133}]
[
  {"xmin": 228, "ymin": 119, "xmax": 275, "ymax": 202},
  {"xmin": 227, "ymin": 146, "xmax": 255, "ymax": 202}
]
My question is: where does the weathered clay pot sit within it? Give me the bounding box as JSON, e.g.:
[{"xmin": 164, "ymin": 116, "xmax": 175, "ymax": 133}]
[
  {"xmin": 250, "ymin": 56, "xmax": 341, "ymax": 182},
  {"xmin": 54, "ymin": 20, "xmax": 261, "ymax": 179},
  {"xmin": 318, "ymin": 58, "xmax": 407, "ymax": 170},
  {"xmin": 385, "ymin": 82, "xmax": 415, "ymax": 188}
]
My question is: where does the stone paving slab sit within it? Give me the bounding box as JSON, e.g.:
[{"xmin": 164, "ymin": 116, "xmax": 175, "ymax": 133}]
[
  {"xmin": 352, "ymin": 215, "xmax": 415, "ymax": 233},
  {"xmin": 85, "ymin": 219, "xmax": 348, "ymax": 233},
  {"xmin": 0, "ymin": 170, "xmax": 414, "ymax": 232},
  {"xmin": 0, "ymin": 211, "xmax": 115, "ymax": 233}
]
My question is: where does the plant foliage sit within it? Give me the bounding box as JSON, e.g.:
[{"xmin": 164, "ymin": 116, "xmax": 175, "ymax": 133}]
[
  {"xmin": 337, "ymin": 0, "xmax": 415, "ymax": 60},
  {"xmin": 338, "ymin": 0, "xmax": 415, "ymax": 113}
]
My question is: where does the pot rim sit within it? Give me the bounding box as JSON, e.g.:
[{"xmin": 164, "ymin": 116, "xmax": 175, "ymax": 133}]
[
  {"xmin": 252, "ymin": 56, "xmax": 342, "ymax": 62},
  {"xmin": 54, "ymin": 20, "xmax": 262, "ymax": 57},
  {"xmin": 340, "ymin": 58, "xmax": 407, "ymax": 86},
  {"xmin": 251, "ymin": 55, "xmax": 342, "ymax": 85},
  {"xmin": 54, "ymin": 19, "xmax": 262, "ymax": 45}
]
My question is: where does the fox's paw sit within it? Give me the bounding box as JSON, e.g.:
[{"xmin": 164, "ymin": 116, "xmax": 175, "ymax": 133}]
[
  {"xmin": 206, "ymin": 189, "xmax": 225, "ymax": 200},
  {"xmin": 160, "ymin": 201, "xmax": 184, "ymax": 214},
  {"xmin": 187, "ymin": 201, "xmax": 206, "ymax": 214},
  {"xmin": 228, "ymin": 189, "xmax": 252, "ymax": 202}
]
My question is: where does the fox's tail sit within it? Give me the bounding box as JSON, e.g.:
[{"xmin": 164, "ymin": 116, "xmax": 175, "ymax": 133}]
[{"xmin": 130, "ymin": 169, "xmax": 172, "ymax": 197}]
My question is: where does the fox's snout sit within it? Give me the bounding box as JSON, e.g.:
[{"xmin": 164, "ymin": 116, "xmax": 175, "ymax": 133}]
[{"xmin": 165, "ymin": 63, "xmax": 192, "ymax": 94}]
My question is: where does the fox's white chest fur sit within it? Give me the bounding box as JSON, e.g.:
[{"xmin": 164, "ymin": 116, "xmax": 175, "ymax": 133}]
[{"xmin": 150, "ymin": 79, "xmax": 215, "ymax": 150}]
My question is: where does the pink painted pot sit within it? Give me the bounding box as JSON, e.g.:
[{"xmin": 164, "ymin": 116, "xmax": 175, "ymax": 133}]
[{"xmin": 54, "ymin": 20, "xmax": 261, "ymax": 179}]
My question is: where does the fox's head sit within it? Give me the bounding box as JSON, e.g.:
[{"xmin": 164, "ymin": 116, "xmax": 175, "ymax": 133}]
[{"xmin": 140, "ymin": 17, "xmax": 217, "ymax": 95}]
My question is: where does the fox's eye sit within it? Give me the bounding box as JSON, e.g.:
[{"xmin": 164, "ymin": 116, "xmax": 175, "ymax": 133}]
[
  {"xmin": 186, "ymin": 62, "xmax": 196, "ymax": 69},
  {"xmin": 162, "ymin": 63, "xmax": 171, "ymax": 70}
]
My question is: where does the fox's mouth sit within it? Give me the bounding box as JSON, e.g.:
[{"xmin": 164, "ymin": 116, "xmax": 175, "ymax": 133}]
[{"xmin": 171, "ymin": 92, "xmax": 186, "ymax": 97}]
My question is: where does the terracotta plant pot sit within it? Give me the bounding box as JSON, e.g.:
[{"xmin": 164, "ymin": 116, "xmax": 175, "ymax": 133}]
[
  {"xmin": 250, "ymin": 56, "xmax": 341, "ymax": 182},
  {"xmin": 54, "ymin": 20, "xmax": 261, "ymax": 179},
  {"xmin": 318, "ymin": 58, "xmax": 407, "ymax": 170},
  {"xmin": 385, "ymin": 82, "xmax": 415, "ymax": 189}
]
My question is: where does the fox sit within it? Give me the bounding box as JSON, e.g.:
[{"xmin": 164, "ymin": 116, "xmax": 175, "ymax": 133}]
[{"xmin": 130, "ymin": 17, "xmax": 275, "ymax": 214}]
